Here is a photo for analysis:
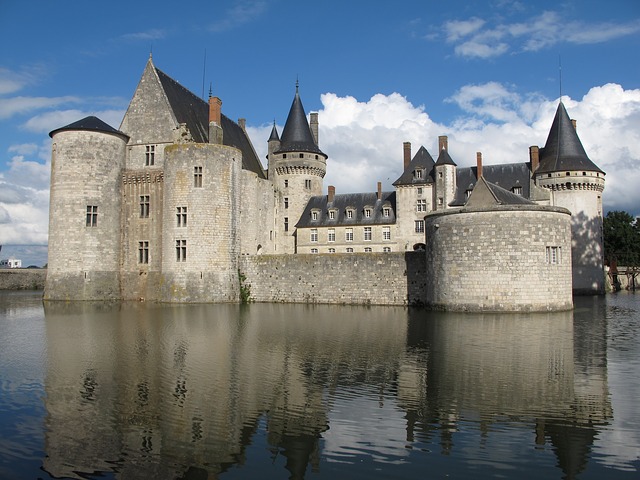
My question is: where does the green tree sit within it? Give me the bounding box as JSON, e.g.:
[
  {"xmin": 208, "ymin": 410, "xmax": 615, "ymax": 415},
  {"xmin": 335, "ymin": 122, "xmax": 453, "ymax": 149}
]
[{"xmin": 603, "ymin": 211, "xmax": 640, "ymax": 266}]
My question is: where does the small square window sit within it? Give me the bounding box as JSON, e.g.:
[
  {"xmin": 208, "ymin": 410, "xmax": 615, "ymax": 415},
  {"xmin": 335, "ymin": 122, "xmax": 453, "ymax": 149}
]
[
  {"xmin": 364, "ymin": 247, "xmax": 372, "ymax": 253},
  {"xmin": 311, "ymin": 248, "xmax": 318, "ymax": 254},
  {"xmin": 346, "ymin": 247, "xmax": 353, "ymax": 253}
]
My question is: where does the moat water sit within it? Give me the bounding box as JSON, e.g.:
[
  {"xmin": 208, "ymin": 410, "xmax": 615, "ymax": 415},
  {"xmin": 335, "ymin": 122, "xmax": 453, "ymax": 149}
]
[{"xmin": 0, "ymin": 291, "xmax": 638, "ymax": 479}]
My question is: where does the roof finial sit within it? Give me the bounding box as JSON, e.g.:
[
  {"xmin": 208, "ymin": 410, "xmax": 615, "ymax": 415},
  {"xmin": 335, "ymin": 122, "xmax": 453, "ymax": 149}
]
[
  {"xmin": 296, "ymin": 75, "xmax": 299, "ymax": 94},
  {"xmin": 558, "ymin": 54, "xmax": 563, "ymax": 103},
  {"xmin": 208, "ymin": 82, "xmax": 213, "ymax": 99}
]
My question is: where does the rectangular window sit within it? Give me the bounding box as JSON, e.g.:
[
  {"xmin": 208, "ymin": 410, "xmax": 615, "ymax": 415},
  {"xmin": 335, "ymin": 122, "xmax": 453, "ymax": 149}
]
[
  {"xmin": 438, "ymin": 197, "xmax": 443, "ymax": 206},
  {"xmin": 176, "ymin": 239, "xmax": 187, "ymax": 262},
  {"xmin": 346, "ymin": 210, "xmax": 353, "ymax": 219},
  {"xmin": 284, "ymin": 217, "xmax": 289, "ymax": 232},
  {"xmin": 383, "ymin": 207, "xmax": 390, "ymax": 217},
  {"xmin": 145, "ymin": 145, "xmax": 155, "ymax": 166},
  {"xmin": 329, "ymin": 211, "xmax": 335, "ymax": 220},
  {"xmin": 345, "ymin": 228, "xmax": 353, "ymax": 242},
  {"xmin": 383, "ymin": 247, "xmax": 391, "ymax": 253},
  {"xmin": 364, "ymin": 227, "xmax": 372, "ymax": 241},
  {"xmin": 328, "ymin": 228, "xmax": 335, "ymax": 242},
  {"xmin": 364, "ymin": 209, "xmax": 371, "ymax": 218},
  {"xmin": 305, "ymin": 179, "xmax": 312, "ymax": 189},
  {"xmin": 140, "ymin": 195, "xmax": 150, "ymax": 218},
  {"xmin": 546, "ymin": 246, "xmax": 561, "ymax": 264},
  {"xmin": 86, "ymin": 205, "xmax": 98, "ymax": 227},
  {"xmin": 346, "ymin": 247, "xmax": 353, "ymax": 253},
  {"xmin": 415, "ymin": 220, "xmax": 424, "ymax": 233},
  {"xmin": 311, "ymin": 248, "xmax": 318, "ymax": 254},
  {"xmin": 311, "ymin": 229, "xmax": 318, "ymax": 242},
  {"xmin": 416, "ymin": 169, "xmax": 423, "ymax": 179},
  {"xmin": 312, "ymin": 211, "xmax": 318, "ymax": 220},
  {"xmin": 364, "ymin": 247, "xmax": 372, "ymax": 253},
  {"xmin": 416, "ymin": 199, "xmax": 427, "ymax": 212},
  {"xmin": 328, "ymin": 248, "xmax": 335, "ymax": 253},
  {"xmin": 176, "ymin": 206, "xmax": 187, "ymax": 227},
  {"xmin": 194, "ymin": 166, "xmax": 203, "ymax": 187},
  {"xmin": 383, "ymin": 226, "xmax": 391, "ymax": 241},
  {"xmin": 512, "ymin": 186, "xmax": 523, "ymax": 195},
  {"xmin": 138, "ymin": 241, "xmax": 149, "ymax": 264},
  {"xmin": 284, "ymin": 197, "xmax": 289, "ymax": 209},
  {"xmin": 284, "ymin": 179, "xmax": 289, "ymax": 188},
  {"xmin": 417, "ymin": 187, "xmax": 423, "ymax": 196}
]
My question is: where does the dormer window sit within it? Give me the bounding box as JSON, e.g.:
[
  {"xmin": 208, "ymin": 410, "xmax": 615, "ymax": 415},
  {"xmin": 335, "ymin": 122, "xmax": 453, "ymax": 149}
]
[
  {"xmin": 364, "ymin": 208, "xmax": 372, "ymax": 218},
  {"xmin": 383, "ymin": 207, "xmax": 390, "ymax": 217},
  {"xmin": 346, "ymin": 209, "xmax": 354, "ymax": 219},
  {"xmin": 415, "ymin": 169, "xmax": 423, "ymax": 180},
  {"xmin": 512, "ymin": 186, "xmax": 523, "ymax": 195},
  {"xmin": 311, "ymin": 211, "xmax": 319, "ymax": 221},
  {"xmin": 328, "ymin": 210, "xmax": 336, "ymax": 220},
  {"xmin": 465, "ymin": 189, "xmax": 473, "ymax": 200}
]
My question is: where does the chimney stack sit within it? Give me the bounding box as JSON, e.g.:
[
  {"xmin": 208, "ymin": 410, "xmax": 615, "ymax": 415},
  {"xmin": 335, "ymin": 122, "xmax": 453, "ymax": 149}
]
[
  {"xmin": 238, "ymin": 118, "xmax": 246, "ymax": 131},
  {"xmin": 310, "ymin": 112, "xmax": 319, "ymax": 145},
  {"xmin": 476, "ymin": 152, "xmax": 483, "ymax": 179},
  {"xmin": 403, "ymin": 142, "xmax": 412, "ymax": 170},
  {"xmin": 328, "ymin": 185, "xmax": 335, "ymax": 203},
  {"xmin": 438, "ymin": 135, "xmax": 448, "ymax": 152},
  {"xmin": 529, "ymin": 146, "xmax": 540, "ymax": 173},
  {"xmin": 377, "ymin": 181, "xmax": 382, "ymax": 201},
  {"xmin": 571, "ymin": 119, "xmax": 577, "ymax": 131},
  {"xmin": 208, "ymin": 96, "xmax": 223, "ymax": 145}
]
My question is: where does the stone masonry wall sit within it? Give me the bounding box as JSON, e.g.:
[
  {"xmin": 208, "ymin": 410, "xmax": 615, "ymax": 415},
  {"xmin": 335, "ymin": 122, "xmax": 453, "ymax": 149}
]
[
  {"xmin": 424, "ymin": 206, "xmax": 573, "ymax": 312},
  {"xmin": 239, "ymin": 252, "xmax": 427, "ymax": 306},
  {"xmin": 0, "ymin": 270, "xmax": 46, "ymax": 290}
]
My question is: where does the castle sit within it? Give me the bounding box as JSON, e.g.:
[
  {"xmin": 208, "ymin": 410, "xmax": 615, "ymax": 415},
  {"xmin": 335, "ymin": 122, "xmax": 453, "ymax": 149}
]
[{"xmin": 44, "ymin": 57, "xmax": 605, "ymax": 310}]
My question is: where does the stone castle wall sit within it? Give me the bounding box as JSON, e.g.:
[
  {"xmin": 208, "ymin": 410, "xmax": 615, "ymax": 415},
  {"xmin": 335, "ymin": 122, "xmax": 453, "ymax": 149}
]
[
  {"xmin": 45, "ymin": 130, "xmax": 126, "ymax": 301},
  {"xmin": 239, "ymin": 252, "xmax": 427, "ymax": 306},
  {"xmin": 0, "ymin": 270, "xmax": 46, "ymax": 290},
  {"xmin": 423, "ymin": 206, "xmax": 573, "ymax": 312}
]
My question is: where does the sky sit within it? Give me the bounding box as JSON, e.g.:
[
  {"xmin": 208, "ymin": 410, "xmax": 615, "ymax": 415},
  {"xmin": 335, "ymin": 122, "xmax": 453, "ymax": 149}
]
[{"xmin": 1, "ymin": 0, "xmax": 639, "ymax": 266}]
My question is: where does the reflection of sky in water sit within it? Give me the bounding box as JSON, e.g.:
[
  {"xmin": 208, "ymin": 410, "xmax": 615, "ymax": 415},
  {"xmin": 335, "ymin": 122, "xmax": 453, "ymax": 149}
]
[{"xmin": 0, "ymin": 292, "xmax": 638, "ymax": 478}]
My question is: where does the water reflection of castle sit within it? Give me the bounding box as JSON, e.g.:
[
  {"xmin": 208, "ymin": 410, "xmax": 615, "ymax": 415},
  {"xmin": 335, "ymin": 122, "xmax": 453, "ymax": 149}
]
[{"xmin": 42, "ymin": 304, "xmax": 610, "ymax": 479}]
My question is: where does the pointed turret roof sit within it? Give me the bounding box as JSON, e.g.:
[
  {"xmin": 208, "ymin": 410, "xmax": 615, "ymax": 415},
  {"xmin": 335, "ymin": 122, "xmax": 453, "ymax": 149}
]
[
  {"xmin": 537, "ymin": 102, "xmax": 603, "ymax": 174},
  {"xmin": 393, "ymin": 146, "xmax": 435, "ymax": 186},
  {"xmin": 276, "ymin": 86, "xmax": 326, "ymax": 157},
  {"xmin": 435, "ymin": 148, "xmax": 456, "ymax": 166},
  {"xmin": 268, "ymin": 121, "xmax": 280, "ymax": 142},
  {"xmin": 49, "ymin": 116, "xmax": 129, "ymax": 140}
]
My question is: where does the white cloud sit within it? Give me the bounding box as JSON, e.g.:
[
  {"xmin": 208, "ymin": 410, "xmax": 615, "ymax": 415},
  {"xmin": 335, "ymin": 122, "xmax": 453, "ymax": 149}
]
[
  {"xmin": 22, "ymin": 108, "xmax": 124, "ymax": 134},
  {"xmin": 442, "ymin": 11, "xmax": 640, "ymax": 58},
  {"xmin": 0, "ymin": 96, "xmax": 80, "ymax": 120},
  {"xmin": 209, "ymin": 0, "xmax": 268, "ymax": 32},
  {"xmin": 119, "ymin": 29, "xmax": 166, "ymax": 42},
  {"xmin": 249, "ymin": 82, "xmax": 640, "ymax": 217}
]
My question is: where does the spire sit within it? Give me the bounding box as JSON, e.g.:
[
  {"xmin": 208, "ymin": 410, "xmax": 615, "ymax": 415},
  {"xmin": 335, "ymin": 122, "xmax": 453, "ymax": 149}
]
[
  {"xmin": 268, "ymin": 120, "xmax": 280, "ymax": 142},
  {"xmin": 435, "ymin": 148, "xmax": 456, "ymax": 166},
  {"xmin": 537, "ymin": 102, "xmax": 603, "ymax": 174},
  {"xmin": 276, "ymin": 85, "xmax": 326, "ymax": 157}
]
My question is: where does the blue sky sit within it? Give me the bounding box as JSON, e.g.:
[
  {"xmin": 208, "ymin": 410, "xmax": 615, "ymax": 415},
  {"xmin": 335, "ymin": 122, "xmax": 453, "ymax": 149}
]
[{"xmin": 1, "ymin": 0, "xmax": 639, "ymax": 266}]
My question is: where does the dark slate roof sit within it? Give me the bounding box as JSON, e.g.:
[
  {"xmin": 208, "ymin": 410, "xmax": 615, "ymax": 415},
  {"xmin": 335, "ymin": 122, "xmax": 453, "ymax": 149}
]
[
  {"xmin": 296, "ymin": 191, "xmax": 396, "ymax": 228},
  {"xmin": 155, "ymin": 66, "xmax": 266, "ymax": 179},
  {"xmin": 268, "ymin": 121, "xmax": 280, "ymax": 142},
  {"xmin": 465, "ymin": 176, "xmax": 535, "ymax": 207},
  {"xmin": 49, "ymin": 116, "xmax": 129, "ymax": 140},
  {"xmin": 435, "ymin": 148, "xmax": 457, "ymax": 166},
  {"xmin": 537, "ymin": 102, "xmax": 604, "ymax": 175},
  {"xmin": 276, "ymin": 88, "xmax": 326, "ymax": 157},
  {"xmin": 451, "ymin": 162, "xmax": 533, "ymax": 206},
  {"xmin": 393, "ymin": 146, "xmax": 436, "ymax": 186}
]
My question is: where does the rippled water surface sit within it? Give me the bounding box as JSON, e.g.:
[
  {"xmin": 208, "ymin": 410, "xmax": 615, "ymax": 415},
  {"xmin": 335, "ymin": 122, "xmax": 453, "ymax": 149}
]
[{"xmin": 0, "ymin": 291, "xmax": 639, "ymax": 479}]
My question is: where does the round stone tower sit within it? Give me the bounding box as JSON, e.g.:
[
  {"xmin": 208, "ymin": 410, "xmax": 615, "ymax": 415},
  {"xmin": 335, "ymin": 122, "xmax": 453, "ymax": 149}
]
[
  {"xmin": 161, "ymin": 142, "xmax": 241, "ymax": 302},
  {"xmin": 434, "ymin": 136, "xmax": 457, "ymax": 211},
  {"xmin": 268, "ymin": 85, "xmax": 327, "ymax": 253},
  {"xmin": 45, "ymin": 117, "xmax": 127, "ymax": 300},
  {"xmin": 533, "ymin": 103, "xmax": 606, "ymax": 295}
]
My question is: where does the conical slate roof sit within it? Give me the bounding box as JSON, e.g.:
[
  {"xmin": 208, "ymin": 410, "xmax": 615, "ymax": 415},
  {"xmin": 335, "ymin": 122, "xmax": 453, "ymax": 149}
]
[
  {"xmin": 435, "ymin": 148, "xmax": 456, "ymax": 166},
  {"xmin": 537, "ymin": 102, "xmax": 603, "ymax": 174},
  {"xmin": 276, "ymin": 87, "xmax": 326, "ymax": 157},
  {"xmin": 268, "ymin": 121, "xmax": 280, "ymax": 142},
  {"xmin": 49, "ymin": 116, "xmax": 128, "ymax": 139}
]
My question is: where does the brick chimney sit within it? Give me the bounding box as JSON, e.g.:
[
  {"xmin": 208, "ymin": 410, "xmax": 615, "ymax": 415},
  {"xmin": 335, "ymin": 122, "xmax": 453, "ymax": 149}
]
[
  {"xmin": 208, "ymin": 96, "xmax": 223, "ymax": 145},
  {"xmin": 571, "ymin": 119, "xmax": 577, "ymax": 131},
  {"xmin": 328, "ymin": 185, "xmax": 335, "ymax": 203},
  {"xmin": 403, "ymin": 142, "xmax": 411, "ymax": 170},
  {"xmin": 377, "ymin": 181, "xmax": 382, "ymax": 201},
  {"xmin": 476, "ymin": 152, "xmax": 483, "ymax": 179},
  {"xmin": 529, "ymin": 146, "xmax": 539, "ymax": 172},
  {"xmin": 438, "ymin": 135, "xmax": 448, "ymax": 152},
  {"xmin": 310, "ymin": 112, "xmax": 319, "ymax": 145}
]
